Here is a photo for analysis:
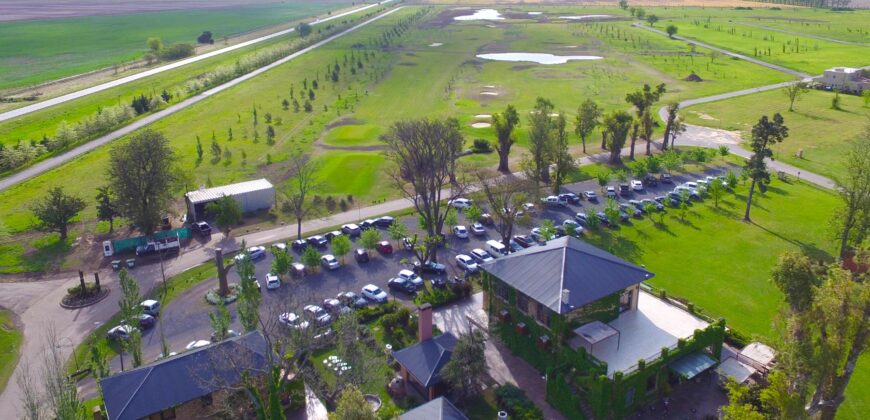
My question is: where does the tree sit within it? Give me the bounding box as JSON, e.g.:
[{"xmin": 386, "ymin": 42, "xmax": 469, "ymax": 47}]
[
  {"xmin": 359, "ymin": 228, "xmax": 381, "ymax": 255},
  {"xmin": 118, "ymin": 269, "xmax": 144, "ymax": 368},
  {"xmin": 721, "ymin": 378, "xmax": 766, "ymax": 420},
  {"xmin": 209, "ymin": 300, "xmax": 231, "ymax": 341},
  {"xmin": 235, "ymin": 248, "xmax": 261, "ymax": 332},
  {"xmin": 206, "ymin": 195, "xmax": 242, "ymax": 237},
  {"xmin": 551, "ymin": 113, "xmax": 575, "ymax": 194},
  {"xmin": 440, "ymin": 330, "xmax": 487, "ymax": 403},
  {"xmin": 30, "ymin": 187, "xmax": 85, "ymax": 241},
  {"xmin": 146, "ymin": 37, "xmax": 162, "ymax": 53},
  {"xmin": 445, "ymin": 210, "xmax": 458, "ymax": 231},
  {"xmin": 646, "ymin": 14, "xmax": 659, "ymax": 26},
  {"xmin": 195, "ymin": 136, "xmax": 203, "ymax": 161},
  {"xmin": 574, "ymin": 99, "xmax": 601, "ymax": 154},
  {"xmin": 635, "ymin": 8, "xmax": 646, "ymax": 19},
  {"xmin": 626, "ymin": 83, "xmax": 666, "ymax": 156},
  {"xmin": 527, "ymin": 97, "xmax": 555, "ymax": 184},
  {"xmin": 333, "ymin": 385, "xmax": 376, "ymax": 420},
  {"xmin": 707, "ymin": 178, "xmax": 725, "ymax": 208},
  {"xmin": 108, "ymin": 130, "xmax": 177, "ymax": 234},
  {"xmin": 602, "ymin": 110, "xmax": 634, "ymax": 164},
  {"xmin": 619, "ymin": 0, "xmax": 629, "ymax": 9},
  {"xmin": 475, "ymin": 171, "xmax": 533, "ymax": 250},
  {"xmin": 831, "ymin": 89, "xmax": 842, "ymax": 110},
  {"xmin": 19, "ymin": 326, "xmax": 87, "ymax": 419},
  {"xmin": 465, "ymin": 205, "xmax": 483, "ymax": 226},
  {"xmin": 604, "ymin": 198, "xmax": 621, "ymax": 225},
  {"xmin": 331, "ymin": 235, "xmax": 352, "ymax": 263},
  {"xmin": 296, "ymin": 22, "xmax": 312, "ymax": 37},
  {"xmin": 387, "ymin": 222, "xmax": 409, "ymax": 246},
  {"xmin": 301, "ymin": 246, "xmax": 322, "ymax": 271},
  {"xmin": 661, "ymin": 103, "xmax": 679, "ymax": 152},
  {"xmin": 286, "ymin": 153, "xmax": 320, "ymax": 240},
  {"xmin": 743, "ymin": 114, "xmax": 789, "ymax": 221},
  {"xmin": 381, "ymin": 118, "xmax": 465, "ymax": 263},
  {"xmin": 493, "ymin": 105, "xmax": 520, "ymax": 173},
  {"xmin": 539, "ymin": 219, "xmax": 557, "ymax": 241},
  {"xmin": 197, "ymin": 31, "xmax": 214, "ymax": 44},
  {"xmin": 271, "ymin": 246, "xmax": 292, "ymax": 276},
  {"xmin": 596, "ymin": 171, "xmax": 610, "ymax": 191},
  {"xmin": 783, "ymin": 82, "xmax": 809, "ymax": 112},
  {"xmin": 666, "ymin": 24, "xmax": 678, "ymax": 38},
  {"xmin": 832, "ymin": 127, "xmax": 870, "ymax": 258}
]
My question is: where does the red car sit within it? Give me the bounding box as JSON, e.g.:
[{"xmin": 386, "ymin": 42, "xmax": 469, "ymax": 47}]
[{"xmin": 376, "ymin": 241, "xmax": 393, "ymax": 254}]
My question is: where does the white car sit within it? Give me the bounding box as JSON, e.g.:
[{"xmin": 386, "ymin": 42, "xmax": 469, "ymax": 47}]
[
  {"xmin": 455, "ymin": 254, "xmax": 479, "ymax": 272},
  {"xmin": 271, "ymin": 242, "xmax": 288, "ymax": 253},
  {"xmin": 584, "ymin": 191, "xmax": 598, "ymax": 201},
  {"xmin": 562, "ymin": 219, "xmax": 584, "ymax": 236},
  {"xmin": 265, "ymin": 273, "xmax": 280, "ymax": 290},
  {"xmin": 362, "ymin": 284, "xmax": 388, "ymax": 303},
  {"xmin": 321, "ymin": 254, "xmax": 340, "ymax": 270},
  {"xmin": 234, "ymin": 246, "xmax": 266, "ymax": 262},
  {"xmin": 185, "ymin": 340, "xmax": 211, "ymax": 350},
  {"xmin": 448, "ymin": 198, "xmax": 472, "ymax": 209},
  {"xmin": 630, "ymin": 180, "xmax": 644, "ymax": 191},
  {"xmin": 304, "ymin": 305, "xmax": 333, "ymax": 326},
  {"xmin": 470, "ymin": 248, "xmax": 494, "ymax": 264},
  {"xmin": 683, "ymin": 181, "xmax": 699, "ymax": 189},
  {"xmin": 398, "ymin": 269, "xmax": 424, "ymax": 288},
  {"xmin": 279, "ymin": 312, "xmax": 310, "ymax": 330},
  {"xmin": 606, "ymin": 186, "xmax": 617, "ymax": 198},
  {"xmin": 106, "ymin": 324, "xmax": 135, "ymax": 340},
  {"xmin": 470, "ymin": 223, "xmax": 486, "ymax": 236},
  {"xmin": 453, "ymin": 225, "xmax": 469, "ymax": 239},
  {"xmin": 522, "ymin": 202, "xmax": 537, "ymax": 214}
]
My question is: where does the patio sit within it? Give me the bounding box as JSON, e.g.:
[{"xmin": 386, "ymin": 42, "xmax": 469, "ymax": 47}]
[{"xmin": 582, "ymin": 291, "xmax": 710, "ymax": 377}]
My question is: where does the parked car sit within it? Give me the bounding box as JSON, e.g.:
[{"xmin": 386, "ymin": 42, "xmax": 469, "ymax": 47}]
[
  {"xmin": 512, "ymin": 235, "xmax": 534, "ymax": 248},
  {"xmin": 291, "ymin": 239, "xmax": 308, "ymax": 252},
  {"xmin": 540, "ymin": 196, "xmax": 567, "ymax": 207},
  {"xmin": 666, "ymin": 192, "xmax": 683, "ymax": 206},
  {"xmin": 470, "ymin": 223, "xmax": 486, "ymax": 236},
  {"xmin": 374, "ymin": 216, "xmax": 395, "ymax": 227},
  {"xmin": 619, "ymin": 203, "xmax": 643, "ymax": 218},
  {"xmin": 448, "ymin": 198, "xmax": 473, "ymax": 209},
  {"xmin": 430, "ymin": 277, "xmax": 447, "ymax": 289},
  {"xmin": 325, "ymin": 230, "xmax": 343, "ymax": 241},
  {"xmin": 522, "ymin": 202, "xmax": 537, "ymax": 215},
  {"xmin": 661, "ymin": 173, "xmax": 673, "ymax": 183},
  {"xmin": 414, "ymin": 260, "xmax": 447, "ymax": 275},
  {"xmin": 106, "ymin": 325, "xmax": 135, "ymax": 340},
  {"xmin": 630, "ymin": 180, "xmax": 644, "ymax": 192},
  {"xmin": 211, "ymin": 330, "xmax": 240, "ymax": 342},
  {"xmin": 338, "ymin": 291, "xmax": 368, "ymax": 308},
  {"xmin": 455, "ymin": 254, "xmax": 479, "ymax": 272},
  {"xmin": 140, "ymin": 299, "xmax": 160, "ymax": 317},
  {"xmin": 376, "ymin": 241, "xmax": 394, "ymax": 254},
  {"xmin": 272, "ymin": 242, "xmax": 288, "ymax": 253},
  {"xmin": 453, "ymin": 225, "xmax": 469, "ymax": 239},
  {"xmin": 138, "ymin": 314, "xmax": 156, "ymax": 330},
  {"xmin": 234, "ymin": 246, "xmax": 266, "ymax": 262},
  {"xmin": 628, "ymin": 200, "xmax": 646, "ymax": 213},
  {"xmin": 508, "ymin": 240, "xmax": 523, "ymax": 253},
  {"xmin": 596, "ymin": 211, "xmax": 610, "ymax": 226},
  {"xmin": 304, "ymin": 305, "xmax": 333, "ymax": 326},
  {"xmin": 388, "ymin": 277, "xmax": 417, "ymax": 294},
  {"xmin": 359, "ymin": 219, "xmax": 377, "ymax": 230},
  {"xmin": 265, "ymin": 273, "xmax": 280, "ymax": 290},
  {"xmin": 575, "ymin": 212, "xmax": 589, "ymax": 226},
  {"xmin": 291, "ymin": 263, "xmax": 305, "ymax": 277},
  {"xmin": 641, "ymin": 198, "xmax": 665, "ymax": 211},
  {"xmin": 562, "ymin": 219, "xmax": 584, "ymax": 236},
  {"xmin": 279, "ymin": 312, "xmax": 310, "ymax": 330},
  {"xmin": 323, "ymin": 298, "xmax": 351, "ymax": 315},
  {"xmin": 306, "ymin": 235, "xmax": 328, "ymax": 248},
  {"xmin": 558, "ymin": 192, "xmax": 581, "ymax": 204},
  {"xmin": 402, "ymin": 237, "xmax": 414, "ymax": 251},
  {"xmin": 479, "ymin": 213, "xmax": 495, "ymax": 226},
  {"xmin": 193, "ymin": 221, "xmax": 212, "ymax": 236},
  {"xmin": 186, "ymin": 340, "xmax": 211, "ymax": 350},
  {"xmin": 584, "ymin": 191, "xmax": 598, "ymax": 202},
  {"xmin": 397, "ymin": 269, "xmax": 424, "ymax": 288},
  {"xmin": 470, "ymin": 248, "xmax": 495, "ymax": 264},
  {"xmin": 362, "ymin": 284, "xmax": 388, "ymax": 303},
  {"xmin": 341, "ymin": 223, "xmax": 362, "ymax": 237},
  {"xmin": 606, "ymin": 186, "xmax": 617, "ymax": 198},
  {"xmin": 674, "ymin": 186, "xmax": 701, "ymax": 200},
  {"xmin": 642, "ymin": 174, "xmax": 659, "ymax": 187},
  {"xmin": 321, "ymin": 254, "xmax": 340, "ymax": 270},
  {"xmin": 619, "ymin": 183, "xmax": 631, "ymax": 196},
  {"xmin": 354, "ymin": 249, "xmax": 370, "ymax": 263}
]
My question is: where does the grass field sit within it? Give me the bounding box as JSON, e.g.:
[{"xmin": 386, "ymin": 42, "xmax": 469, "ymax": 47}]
[
  {"xmin": 682, "ymin": 89, "xmax": 870, "ymax": 181},
  {"xmin": 0, "ymin": 309, "xmax": 22, "ymax": 395},
  {"xmin": 0, "ymin": 0, "xmax": 353, "ymax": 90}
]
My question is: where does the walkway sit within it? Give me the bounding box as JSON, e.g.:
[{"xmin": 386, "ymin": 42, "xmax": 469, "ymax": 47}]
[
  {"xmin": 0, "ymin": 0, "xmax": 395, "ymax": 123},
  {"xmin": 0, "ymin": 5, "xmax": 403, "ymax": 192}
]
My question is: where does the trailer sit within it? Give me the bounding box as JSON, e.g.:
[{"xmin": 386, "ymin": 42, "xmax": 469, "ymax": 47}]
[{"xmin": 135, "ymin": 235, "xmax": 180, "ymax": 256}]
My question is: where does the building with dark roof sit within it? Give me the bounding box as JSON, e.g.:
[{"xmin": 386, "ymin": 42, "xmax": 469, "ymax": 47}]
[
  {"xmin": 480, "ymin": 236, "xmax": 725, "ymax": 419},
  {"xmin": 100, "ymin": 331, "xmax": 271, "ymax": 420},
  {"xmin": 400, "ymin": 396, "xmax": 468, "ymax": 420},
  {"xmin": 391, "ymin": 304, "xmax": 458, "ymax": 401}
]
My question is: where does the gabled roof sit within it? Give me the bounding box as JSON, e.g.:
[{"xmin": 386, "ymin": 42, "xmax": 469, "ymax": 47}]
[
  {"xmin": 185, "ymin": 178, "xmax": 273, "ymax": 204},
  {"xmin": 481, "ymin": 236, "xmax": 653, "ymax": 314},
  {"xmin": 391, "ymin": 333, "xmax": 457, "ymax": 388},
  {"xmin": 100, "ymin": 331, "xmax": 270, "ymax": 420},
  {"xmin": 401, "ymin": 396, "xmax": 469, "ymax": 420}
]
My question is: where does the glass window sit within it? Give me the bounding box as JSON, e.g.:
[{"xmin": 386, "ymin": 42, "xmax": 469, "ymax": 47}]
[
  {"xmin": 517, "ymin": 293, "xmax": 530, "ymax": 314},
  {"xmin": 535, "ymin": 303, "xmax": 551, "ymax": 327},
  {"xmin": 495, "ymin": 281, "xmax": 510, "ymax": 301}
]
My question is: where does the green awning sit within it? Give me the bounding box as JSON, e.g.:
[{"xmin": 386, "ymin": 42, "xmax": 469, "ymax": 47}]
[{"xmin": 670, "ymin": 352, "xmax": 717, "ymax": 380}]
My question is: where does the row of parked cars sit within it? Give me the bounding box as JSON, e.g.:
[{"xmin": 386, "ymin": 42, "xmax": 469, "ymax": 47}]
[{"xmin": 105, "ymin": 300, "xmax": 161, "ymax": 340}]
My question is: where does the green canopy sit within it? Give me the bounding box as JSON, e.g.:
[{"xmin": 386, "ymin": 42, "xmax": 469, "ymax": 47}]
[{"xmin": 670, "ymin": 352, "xmax": 717, "ymax": 380}]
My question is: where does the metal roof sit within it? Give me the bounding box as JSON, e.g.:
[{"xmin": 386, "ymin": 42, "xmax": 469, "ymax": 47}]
[
  {"xmin": 185, "ymin": 178, "xmax": 273, "ymax": 205},
  {"xmin": 401, "ymin": 397, "xmax": 468, "ymax": 420},
  {"xmin": 100, "ymin": 331, "xmax": 270, "ymax": 420},
  {"xmin": 481, "ymin": 236, "xmax": 654, "ymax": 314},
  {"xmin": 391, "ymin": 333, "xmax": 457, "ymax": 388},
  {"xmin": 670, "ymin": 352, "xmax": 717, "ymax": 380},
  {"xmin": 573, "ymin": 321, "xmax": 619, "ymax": 345}
]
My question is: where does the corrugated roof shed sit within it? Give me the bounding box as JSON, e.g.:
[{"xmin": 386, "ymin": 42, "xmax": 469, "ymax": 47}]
[
  {"xmin": 391, "ymin": 333, "xmax": 457, "ymax": 388},
  {"xmin": 185, "ymin": 179, "xmax": 273, "ymax": 205},
  {"xmin": 481, "ymin": 236, "xmax": 653, "ymax": 314},
  {"xmin": 401, "ymin": 396, "xmax": 469, "ymax": 420}
]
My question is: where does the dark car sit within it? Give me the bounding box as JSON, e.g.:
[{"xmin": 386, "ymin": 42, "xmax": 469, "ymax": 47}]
[
  {"xmin": 341, "ymin": 223, "xmax": 362, "ymax": 237},
  {"xmin": 619, "ymin": 183, "xmax": 631, "ymax": 196},
  {"xmin": 479, "ymin": 213, "xmax": 495, "ymax": 226},
  {"xmin": 193, "ymin": 221, "xmax": 212, "ymax": 236},
  {"xmin": 376, "ymin": 241, "xmax": 394, "ymax": 254},
  {"xmin": 512, "ymin": 235, "xmax": 534, "ymax": 248},
  {"xmin": 306, "ymin": 235, "xmax": 328, "ymax": 248},
  {"xmin": 575, "ymin": 213, "xmax": 589, "ymax": 226},
  {"xmin": 667, "ymin": 191, "xmax": 683, "ymax": 203},
  {"xmin": 388, "ymin": 278, "xmax": 417, "ymax": 295},
  {"xmin": 414, "ymin": 261, "xmax": 447, "ymax": 275},
  {"xmin": 640, "ymin": 199, "xmax": 665, "ymax": 211},
  {"xmin": 430, "ymin": 277, "xmax": 447, "ymax": 288},
  {"xmin": 359, "ymin": 219, "xmax": 377, "ymax": 230},
  {"xmin": 374, "ymin": 216, "xmax": 395, "ymax": 228},
  {"xmin": 661, "ymin": 173, "xmax": 674, "ymax": 183},
  {"xmin": 338, "ymin": 291, "xmax": 368, "ymax": 308},
  {"xmin": 619, "ymin": 203, "xmax": 643, "ymax": 218},
  {"xmin": 402, "ymin": 237, "xmax": 414, "ymax": 251},
  {"xmin": 508, "ymin": 240, "xmax": 523, "ymax": 253},
  {"xmin": 325, "ymin": 230, "xmax": 343, "ymax": 241},
  {"xmin": 138, "ymin": 314, "xmax": 155, "ymax": 330},
  {"xmin": 291, "ymin": 239, "xmax": 308, "ymax": 252},
  {"xmin": 596, "ymin": 211, "xmax": 610, "ymax": 226},
  {"xmin": 642, "ymin": 174, "xmax": 659, "ymax": 187},
  {"xmin": 354, "ymin": 249, "xmax": 370, "ymax": 263},
  {"xmin": 558, "ymin": 193, "xmax": 581, "ymax": 204}
]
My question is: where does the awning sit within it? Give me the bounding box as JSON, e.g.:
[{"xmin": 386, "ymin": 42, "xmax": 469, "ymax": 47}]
[
  {"xmin": 716, "ymin": 357, "xmax": 755, "ymax": 384},
  {"xmin": 670, "ymin": 352, "xmax": 717, "ymax": 380}
]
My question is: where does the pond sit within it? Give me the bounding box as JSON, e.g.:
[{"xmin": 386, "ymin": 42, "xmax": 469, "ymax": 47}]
[
  {"xmin": 454, "ymin": 9, "xmax": 504, "ymax": 21},
  {"xmin": 476, "ymin": 52, "xmax": 603, "ymax": 65},
  {"xmin": 559, "ymin": 15, "xmax": 613, "ymax": 20}
]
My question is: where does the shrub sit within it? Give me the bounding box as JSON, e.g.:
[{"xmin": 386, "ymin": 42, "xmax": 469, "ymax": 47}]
[
  {"xmin": 496, "ymin": 384, "xmax": 544, "ymax": 420},
  {"xmin": 159, "ymin": 43, "xmax": 195, "ymax": 60},
  {"xmin": 472, "ymin": 138, "xmax": 493, "ymax": 153},
  {"xmin": 356, "ymin": 301, "xmax": 397, "ymax": 323},
  {"xmin": 413, "ymin": 286, "xmax": 456, "ymax": 308},
  {"xmin": 66, "ymin": 282, "xmax": 100, "ymax": 296}
]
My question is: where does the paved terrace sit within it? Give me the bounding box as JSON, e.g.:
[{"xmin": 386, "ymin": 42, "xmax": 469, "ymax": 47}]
[{"xmin": 588, "ymin": 291, "xmax": 709, "ymax": 377}]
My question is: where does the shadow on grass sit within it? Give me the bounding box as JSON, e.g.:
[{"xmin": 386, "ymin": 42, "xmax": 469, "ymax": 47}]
[
  {"xmin": 586, "ymin": 228, "xmax": 643, "ymax": 262},
  {"xmin": 750, "ymin": 221, "xmax": 834, "ymax": 263},
  {"xmin": 669, "ymin": 214, "xmax": 700, "ymax": 230},
  {"xmin": 25, "ymin": 234, "xmax": 73, "ymax": 272},
  {"xmin": 709, "ymin": 204, "xmax": 739, "ymax": 219}
]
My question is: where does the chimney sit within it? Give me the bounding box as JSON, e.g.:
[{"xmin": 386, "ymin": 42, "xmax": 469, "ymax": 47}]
[
  {"xmin": 418, "ymin": 303, "xmax": 433, "ymax": 342},
  {"xmin": 561, "ymin": 289, "xmax": 570, "ymax": 305}
]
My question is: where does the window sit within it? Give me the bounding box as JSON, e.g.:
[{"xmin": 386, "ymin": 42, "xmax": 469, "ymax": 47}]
[
  {"xmin": 495, "ymin": 281, "xmax": 509, "ymax": 302},
  {"xmin": 535, "ymin": 303, "xmax": 551, "ymax": 327},
  {"xmin": 625, "ymin": 387, "xmax": 635, "ymax": 407},
  {"xmin": 646, "ymin": 373, "xmax": 658, "ymax": 394},
  {"xmin": 516, "ymin": 293, "xmax": 530, "ymax": 315},
  {"xmin": 619, "ymin": 289, "xmax": 634, "ymax": 312}
]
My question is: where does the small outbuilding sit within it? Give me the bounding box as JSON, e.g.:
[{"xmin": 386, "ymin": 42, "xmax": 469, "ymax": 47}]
[{"xmin": 185, "ymin": 179, "xmax": 275, "ymax": 221}]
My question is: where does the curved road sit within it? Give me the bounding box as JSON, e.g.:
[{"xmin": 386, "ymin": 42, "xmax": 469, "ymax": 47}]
[
  {"xmin": 0, "ymin": 5, "xmax": 403, "ymax": 192},
  {"xmin": 0, "ymin": 0, "xmax": 394, "ymax": 124}
]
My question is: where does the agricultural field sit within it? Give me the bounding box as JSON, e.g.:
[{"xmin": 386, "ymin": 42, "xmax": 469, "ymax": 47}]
[
  {"xmin": 0, "ymin": 0, "xmax": 354, "ymax": 90},
  {"xmin": 682, "ymin": 88, "xmax": 870, "ymax": 181}
]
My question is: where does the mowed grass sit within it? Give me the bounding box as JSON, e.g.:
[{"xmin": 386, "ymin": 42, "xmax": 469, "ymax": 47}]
[
  {"xmin": 0, "ymin": 0, "xmax": 352, "ymax": 90},
  {"xmin": 313, "ymin": 152, "xmax": 389, "ymax": 202},
  {"xmin": 682, "ymin": 89, "xmax": 870, "ymax": 181},
  {"xmin": 0, "ymin": 309, "xmax": 22, "ymax": 395},
  {"xmin": 321, "ymin": 123, "xmax": 380, "ymax": 147}
]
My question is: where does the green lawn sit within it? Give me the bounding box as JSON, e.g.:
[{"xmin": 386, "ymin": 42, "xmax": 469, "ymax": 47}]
[
  {"xmin": 0, "ymin": 309, "xmax": 23, "ymax": 395},
  {"xmin": 0, "ymin": 0, "xmax": 353, "ymax": 90},
  {"xmin": 682, "ymin": 88, "xmax": 870, "ymax": 181}
]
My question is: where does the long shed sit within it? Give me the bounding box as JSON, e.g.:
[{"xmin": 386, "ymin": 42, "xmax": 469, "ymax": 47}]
[{"xmin": 185, "ymin": 179, "xmax": 274, "ymax": 221}]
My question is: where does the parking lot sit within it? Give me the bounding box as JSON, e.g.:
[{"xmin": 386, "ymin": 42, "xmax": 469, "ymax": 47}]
[{"xmin": 129, "ymin": 165, "xmax": 736, "ymax": 363}]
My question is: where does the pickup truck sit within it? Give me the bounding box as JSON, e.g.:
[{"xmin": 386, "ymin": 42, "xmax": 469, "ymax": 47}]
[
  {"xmin": 540, "ymin": 195, "xmax": 567, "ymax": 207},
  {"xmin": 136, "ymin": 236, "xmax": 180, "ymax": 256}
]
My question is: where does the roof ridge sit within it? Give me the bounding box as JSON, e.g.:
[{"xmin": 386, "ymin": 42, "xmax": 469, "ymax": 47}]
[
  {"xmin": 565, "ymin": 245, "xmax": 651, "ymax": 275},
  {"xmin": 116, "ymin": 366, "xmax": 155, "ymax": 419}
]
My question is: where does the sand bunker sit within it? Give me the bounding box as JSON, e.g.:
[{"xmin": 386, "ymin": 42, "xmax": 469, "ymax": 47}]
[
  {"xmin": 559, "ymin": 15, "xmax": 613, "ymax": 20},
  {"xmin": 528, "ymin": 12, "xmax": 543, "ymax": 15},
  {"xmin": 474, "ymin": 114, "xmax": 492, "ymax": 119},
  {"xmin": 480, "ymin": 91, "xmax": 499, "ymax": 96},
  {"xmin": 471, "ymin": 122, "xmax": 492, "ymax": 128},
  {"xmin": 454, "ymin": 9, "xmax": 504, "ymax": 21},
  {"xmin": 429, "ymin": 43, "xmax": 443, "ymax": 47},
  {"xmin": 476, "ymin": 52, "xmax": 603, "ymax": 65}
]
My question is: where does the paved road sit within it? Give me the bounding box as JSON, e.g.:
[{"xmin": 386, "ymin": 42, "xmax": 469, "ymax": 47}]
[
  {"xmin": 0, "ymin": 5, "xmax": 403, "ymax": 193},
  {"xmin": 632, "ymin": 23, "xmax": 812, "ymax": 79},
  {"xmin": 0, "ymin": 0, "xmax": 394, "ymax": 124}
]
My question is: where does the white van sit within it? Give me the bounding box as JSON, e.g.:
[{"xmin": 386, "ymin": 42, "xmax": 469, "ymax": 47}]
[
  {"xmin": 141, "ymin": 300, "xmax": 161, "ymax": 317},
  {"xmin": 486, "ymin": 240, "xmax": 508, "ymax": 257}
]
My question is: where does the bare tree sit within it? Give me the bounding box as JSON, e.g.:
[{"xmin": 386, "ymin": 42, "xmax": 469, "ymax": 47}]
[
  {"xmin": 287, "ymin": 153, "xmax": 321, "ymax": 240},
  {"xmin": 662, "ymin": 103, "xmax": 679, "ymax": 151},
  {"xmin": 783, "ymin": 82, "xmax": 809, "ymax": 112},
  {"xmin": 36, "ymin": 325, "xmax": 86, "ymax": 419},
  {"xmin": 381, "ymin": 118, "xmax": 466, "ymax": 263},
  {"xmin": 17, "ymin": 362, "xmax": 44, "ymax": 420},
  {"xmin": 833, "ymin": 126, "xmax": 870, "ymax": 258},
  {"xmin": 475, "ymin": 171, "xmax": 535, "ymax": 250},
  {"xmin": 551, "ymin": 112, "xmax": 575, "ymax": 194}
]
